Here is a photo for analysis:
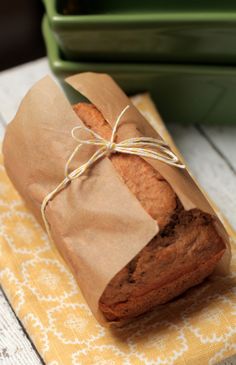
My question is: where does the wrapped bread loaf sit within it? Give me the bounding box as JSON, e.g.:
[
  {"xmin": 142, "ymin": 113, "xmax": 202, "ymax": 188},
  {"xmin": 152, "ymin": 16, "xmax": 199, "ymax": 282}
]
[
  {"xmin": 3, "ymin": 73, "xmax": 230, "ymax": 325},
  {"xmin": 74, "ymin": 103, "xmax": 226, "ymax": 321}
]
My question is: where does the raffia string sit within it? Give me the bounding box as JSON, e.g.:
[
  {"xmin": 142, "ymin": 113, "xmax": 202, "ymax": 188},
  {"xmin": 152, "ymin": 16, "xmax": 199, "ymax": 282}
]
[{"xmin": 41, "ymin": 105, "xmax": 185, "ymax": 238}]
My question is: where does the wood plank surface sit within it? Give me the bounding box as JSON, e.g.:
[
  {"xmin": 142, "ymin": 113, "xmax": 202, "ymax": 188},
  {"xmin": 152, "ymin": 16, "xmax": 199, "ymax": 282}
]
[
  {"xmin": 167, "ymin": 122, "xmax": 236, "ymax": 229},
  {"xmin": 0, "ymin": 288, "xmax": 43, "ymax": 365},
  {"xmin": 200, "ymin": 124, "xmax": 236, "ymax": 172}
]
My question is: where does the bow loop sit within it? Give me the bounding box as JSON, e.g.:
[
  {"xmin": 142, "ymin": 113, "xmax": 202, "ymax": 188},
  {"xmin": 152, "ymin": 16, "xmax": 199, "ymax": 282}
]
[{"xmin": 66, "ymin": 105, "xmax": 184, "ymax": 177}]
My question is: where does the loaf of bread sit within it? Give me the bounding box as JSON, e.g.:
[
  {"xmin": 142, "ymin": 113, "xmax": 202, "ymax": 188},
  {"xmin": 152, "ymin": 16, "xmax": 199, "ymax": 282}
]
[{"xmin": 73, "ymin": 103, "xmax": 226, "ymax": 321}]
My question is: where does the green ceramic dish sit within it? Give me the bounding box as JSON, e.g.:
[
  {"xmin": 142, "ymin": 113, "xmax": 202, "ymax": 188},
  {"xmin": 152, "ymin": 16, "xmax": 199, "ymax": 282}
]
[
  {"xmin": 44, "ymin": 0, "xmax": 236, "ymax": 63},
  {"xmin": 43, "ymin": 16, "xmax": 236, "ymax": 124}
]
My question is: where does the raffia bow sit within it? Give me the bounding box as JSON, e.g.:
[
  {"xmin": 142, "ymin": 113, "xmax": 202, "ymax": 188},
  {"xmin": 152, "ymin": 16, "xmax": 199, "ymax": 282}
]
[{"xmin": 41, "ymin": 105, "xmax": 185, "ymax": 238}]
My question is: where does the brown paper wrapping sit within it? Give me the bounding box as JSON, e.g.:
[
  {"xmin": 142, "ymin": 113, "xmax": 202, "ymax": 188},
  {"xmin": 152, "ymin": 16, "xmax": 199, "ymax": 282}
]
[{"xmin": 3, "ymin": 73, "xmax": 230, "ymax": 325}]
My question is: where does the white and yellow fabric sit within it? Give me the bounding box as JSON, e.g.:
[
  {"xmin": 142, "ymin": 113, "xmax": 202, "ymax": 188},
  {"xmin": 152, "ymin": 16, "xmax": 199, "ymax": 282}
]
[{"xmin": 0, "ymin": 95, "xmax": 235, "ymax": 365}]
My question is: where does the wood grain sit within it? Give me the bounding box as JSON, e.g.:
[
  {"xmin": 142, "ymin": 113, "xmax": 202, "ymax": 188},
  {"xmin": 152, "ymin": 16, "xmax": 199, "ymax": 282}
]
[
  {"xmin": 167, "ymin": 122, "xmax": 236, "ymax": 229},
  {"xmin": 0, "ymin": 288, "xmax": 43, "ymax": 365},
  {"xmin": 201, "ymin": 124, "xmax": 236, "ymax": 172}
]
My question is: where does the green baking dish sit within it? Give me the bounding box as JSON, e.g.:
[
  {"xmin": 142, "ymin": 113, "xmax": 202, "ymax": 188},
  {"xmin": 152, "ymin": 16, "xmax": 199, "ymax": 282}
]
[
  {"xmin": 43, "ymin": 0, "xmax": 236, "ymax": 63},
  {"xmin": 43, "ymin": 16, "xmax": 236, "ymax": 124}
]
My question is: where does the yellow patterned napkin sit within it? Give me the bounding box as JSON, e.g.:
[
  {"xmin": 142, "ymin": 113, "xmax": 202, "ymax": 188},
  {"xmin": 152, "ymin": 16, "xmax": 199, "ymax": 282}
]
[{"xmin": 0, "ymin": 95, "xmax": 236, "ymax": 365}]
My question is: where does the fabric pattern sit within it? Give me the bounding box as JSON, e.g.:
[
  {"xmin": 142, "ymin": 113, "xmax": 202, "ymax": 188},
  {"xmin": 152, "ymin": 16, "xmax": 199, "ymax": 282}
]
[{"xmin": 0, "ymin": 96, "xmax": 235, "ymax": 365}]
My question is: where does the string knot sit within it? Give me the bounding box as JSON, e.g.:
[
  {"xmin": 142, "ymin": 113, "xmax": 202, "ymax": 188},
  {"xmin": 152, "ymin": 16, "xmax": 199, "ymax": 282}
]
[{"xmin": 106, "ymin": 141, "xmax": 116, "ymax": 153}]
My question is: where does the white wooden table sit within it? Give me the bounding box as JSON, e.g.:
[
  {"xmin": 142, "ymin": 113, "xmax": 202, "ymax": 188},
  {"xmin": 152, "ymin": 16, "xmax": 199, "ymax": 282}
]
[{"xmin": 0, "ymin": 58, "xmax": 235, "ymax": 365}]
